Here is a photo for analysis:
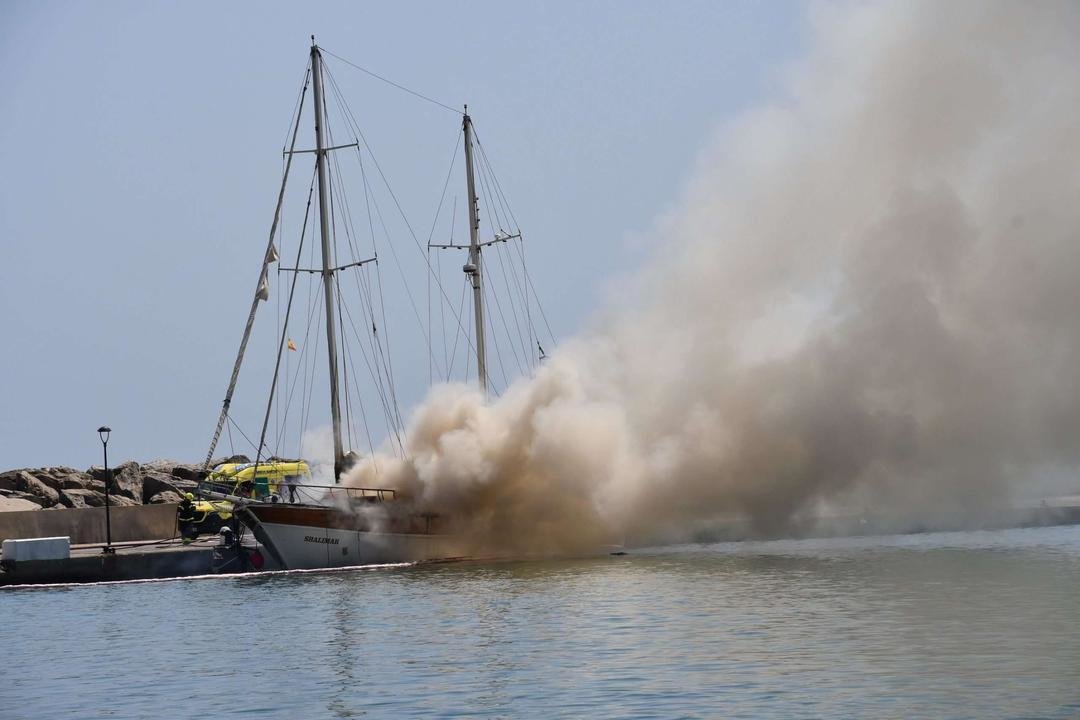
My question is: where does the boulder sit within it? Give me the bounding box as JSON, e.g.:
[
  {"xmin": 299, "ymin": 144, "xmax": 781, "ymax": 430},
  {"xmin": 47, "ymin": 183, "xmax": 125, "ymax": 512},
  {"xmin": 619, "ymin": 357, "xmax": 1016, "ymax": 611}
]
[
  {"xmin": 89, "ymin": 461, "xmax": 143, "ymax": 503},
  {"xmin": 108, "ymin": 494, "xmax": 140, "ymax": 507},
  {"xmin": 60, "ymin": 488, "xmax": 104, "ymax": 508},
  {"xmin": 171, "ymin": 463, "xmax": 207, "ymax": 482},
  {"xmin": 60, "ymin": 473, "xmax": 93, "ymax": 490},
  {"xmin": 34, "ymin": 473, "xmax": 65, "ymax": 492},
  {"xmin": 0, "ymin": 489, "xmax": 48, "ymax": 507},
  {"xmin": 0, "ymin": 470, "xmax": 22, "ymax": 492},
  {"xmin": 146, "ymin": 458, "xmax": 218, "ymax": 483},
  {"xmin": 148, "ymin": 490, "xmax": 183, "ymax": 505},
  {"xmin": 33, "ymin": 468, "xmax": 90, "ymax": 492},
  {"xmin": 0, "ymin": 495, "xmax": 42, "ymax": 512},
  {"xmin": 0, "ymin": 471, "xmax": 61, "ymax": 507},
  {"xmin": 141, "ymin": 471, "xmax": 181, "ymax": 503}
]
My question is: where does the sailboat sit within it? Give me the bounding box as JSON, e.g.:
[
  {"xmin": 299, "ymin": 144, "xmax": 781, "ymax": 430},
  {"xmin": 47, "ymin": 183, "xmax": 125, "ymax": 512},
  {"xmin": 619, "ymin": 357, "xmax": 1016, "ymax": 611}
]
[{"xmin": 197, "ymin": 40, "xmax": 539, "ymax": 570}]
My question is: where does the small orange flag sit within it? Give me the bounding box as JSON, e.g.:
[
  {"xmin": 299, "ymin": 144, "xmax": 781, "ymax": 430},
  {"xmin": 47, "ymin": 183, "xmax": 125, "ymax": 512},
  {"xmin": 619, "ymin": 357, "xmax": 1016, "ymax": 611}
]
[{"xmin": 287, "ymin": 339, "xmax": 297, "ymax": 351}]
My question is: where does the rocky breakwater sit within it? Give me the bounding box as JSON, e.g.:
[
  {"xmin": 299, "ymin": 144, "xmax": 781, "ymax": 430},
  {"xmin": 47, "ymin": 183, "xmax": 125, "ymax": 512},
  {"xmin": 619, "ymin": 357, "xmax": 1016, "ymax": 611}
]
[{"xmin": 0, "ymin": 456, "xmax": 250, "ymax": 512}]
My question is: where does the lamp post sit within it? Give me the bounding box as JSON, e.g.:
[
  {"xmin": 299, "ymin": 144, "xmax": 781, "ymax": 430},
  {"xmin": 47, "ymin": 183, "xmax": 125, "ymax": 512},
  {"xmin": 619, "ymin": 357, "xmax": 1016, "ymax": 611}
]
[{"xmin": 97, "ymin": 426, "xmax": 114, "ymax": 554}]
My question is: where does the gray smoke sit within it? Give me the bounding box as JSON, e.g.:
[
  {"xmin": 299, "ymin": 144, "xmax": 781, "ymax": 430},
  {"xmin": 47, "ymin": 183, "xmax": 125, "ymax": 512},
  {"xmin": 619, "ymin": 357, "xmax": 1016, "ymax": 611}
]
[{"xmin": 344, "ymin": 1, "xmax": 1080, "ymax": 553}]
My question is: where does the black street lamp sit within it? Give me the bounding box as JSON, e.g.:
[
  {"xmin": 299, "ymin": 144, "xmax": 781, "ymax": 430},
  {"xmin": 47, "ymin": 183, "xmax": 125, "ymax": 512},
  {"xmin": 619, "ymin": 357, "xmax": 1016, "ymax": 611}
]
[{"xmin": 97, "ymin": 426, "xmax": 114, "ymax": 554}]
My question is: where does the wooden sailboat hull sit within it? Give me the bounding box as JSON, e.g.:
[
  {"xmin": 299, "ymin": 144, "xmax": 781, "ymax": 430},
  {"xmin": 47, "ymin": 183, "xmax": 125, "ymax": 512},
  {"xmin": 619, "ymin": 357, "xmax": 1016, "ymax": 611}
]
[{"xmin": 243, "ymin": 504, "xmax": 459, "ymax": 570}]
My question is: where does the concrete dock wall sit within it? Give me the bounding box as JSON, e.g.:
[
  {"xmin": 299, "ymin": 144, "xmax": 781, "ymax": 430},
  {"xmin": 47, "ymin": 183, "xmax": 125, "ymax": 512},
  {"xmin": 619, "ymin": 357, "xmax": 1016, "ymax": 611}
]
[{"xmin": 0, "ymin": 504, "xmax": 179, "ymax": 544}]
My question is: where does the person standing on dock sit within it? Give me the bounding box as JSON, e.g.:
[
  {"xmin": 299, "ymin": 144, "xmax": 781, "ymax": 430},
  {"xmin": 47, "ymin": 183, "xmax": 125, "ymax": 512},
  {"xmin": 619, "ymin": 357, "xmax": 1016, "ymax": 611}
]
[{"xmin": 177, "ymin": 493, "xmax": 198, "ymax": 544}]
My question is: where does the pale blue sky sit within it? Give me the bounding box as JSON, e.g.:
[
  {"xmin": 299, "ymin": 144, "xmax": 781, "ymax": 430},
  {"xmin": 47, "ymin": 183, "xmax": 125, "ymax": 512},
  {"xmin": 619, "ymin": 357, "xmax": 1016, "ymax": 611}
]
[{"xmin": 0, "ymin": 1, "xmax": 804, "ymax": 469}]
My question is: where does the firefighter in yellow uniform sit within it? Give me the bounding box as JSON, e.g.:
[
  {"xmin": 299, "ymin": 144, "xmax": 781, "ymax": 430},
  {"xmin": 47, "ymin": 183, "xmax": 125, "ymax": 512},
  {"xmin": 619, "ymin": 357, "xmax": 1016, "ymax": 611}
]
[{"xmin": 177, "ymin": 493, "xmax": 198, "ymax": 544}]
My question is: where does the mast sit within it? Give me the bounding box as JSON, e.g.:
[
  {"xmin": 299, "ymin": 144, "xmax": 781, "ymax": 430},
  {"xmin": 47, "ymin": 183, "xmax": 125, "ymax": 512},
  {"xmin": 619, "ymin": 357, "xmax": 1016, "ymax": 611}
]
[
  {"xmin": 311, "ymin": 39, "xmax": 346, "ymax": 480},
  {"xmin": 462, "ymin": 110, "xmax": 487, "ymax": 395}
]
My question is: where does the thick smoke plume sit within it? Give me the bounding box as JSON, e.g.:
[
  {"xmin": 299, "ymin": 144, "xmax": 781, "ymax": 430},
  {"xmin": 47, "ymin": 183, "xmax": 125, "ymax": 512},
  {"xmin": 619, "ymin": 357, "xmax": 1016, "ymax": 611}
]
[{"xmin": 345, "ymin": 1, "xmax": 1080, "ymax": 553}]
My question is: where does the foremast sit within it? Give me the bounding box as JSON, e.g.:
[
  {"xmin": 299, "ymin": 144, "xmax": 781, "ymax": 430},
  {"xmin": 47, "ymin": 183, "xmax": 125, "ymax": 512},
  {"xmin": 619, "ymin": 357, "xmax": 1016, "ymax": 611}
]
[{"xmin": 310, "ymin": 40, "xmax": 346, "ymax": 481}]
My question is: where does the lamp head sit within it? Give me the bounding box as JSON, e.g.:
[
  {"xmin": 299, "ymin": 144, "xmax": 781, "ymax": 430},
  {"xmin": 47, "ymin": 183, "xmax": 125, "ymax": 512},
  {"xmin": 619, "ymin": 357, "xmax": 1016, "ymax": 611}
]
[{"xmin": 97, "ymin": 426, "xmax": 111, "ymax": 444}]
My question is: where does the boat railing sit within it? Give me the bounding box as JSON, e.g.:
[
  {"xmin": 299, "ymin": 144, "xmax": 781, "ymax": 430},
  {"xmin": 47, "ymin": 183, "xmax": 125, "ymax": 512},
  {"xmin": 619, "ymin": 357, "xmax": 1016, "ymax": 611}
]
[
  {"xmin": 198, "ymin": 478, "xmax": 397, "ymax": 504},
  {"xmin": 295, "ymin": 484, "xmax": 397, "ymax": 502}
]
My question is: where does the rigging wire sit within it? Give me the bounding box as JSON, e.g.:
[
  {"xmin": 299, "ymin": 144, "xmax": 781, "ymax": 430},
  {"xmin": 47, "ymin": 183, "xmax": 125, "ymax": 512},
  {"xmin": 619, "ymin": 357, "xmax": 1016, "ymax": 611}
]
[
  {"xmin": 474, "ymin": 161, "xmax": 529, "ymax": 365},
  {"xmin": 322, "ymin": 67, "xmax": 411, "ymax": 445},
  {"xmin": 441, "ymin": 201, "xmax": 455, "ymax": 372},
  {"xmin": 338, "ymin": 305, "xmax": 378, "ymax": 466},
  {"xmin": 274, "ymin": 208, "xmax": 325, "ymax": 454},
  {"xmin": 298, "ymin": 300, "xmax": 324, "ymax": 461},
  {"xmin": 523, "ymin": 263, "xmax": 557, "ymax": 348},
  {"xmin": 272, "ymin": 168, "xmax": 318, "ymax": 452},
  {"xmin": 511, "ymin": 235, "xmax": 537, "ymax": 366},
  {"xmin": 340, "ymin": 286, "xmax": 407, "ymax": 457},
  {"xmin": 319, "ymin": 46, "xmax": 464, "ymax": 116},
  {"xmin": 322, "ymin": 65, "xmax": 481, "ymax": 364},
  {"xmin": 325, "ymin": 96, "xmax": 405, "ymax": 447},
  {"xmin": 226, "ymin": 415, "xmax": 261, "ymax": 456},
  {"xmin": 445, "ymin": 276, "xmax": 469, "ymax": 381},
  {"xmin": 254, "ymin": 165, "xmax": 320, "ymax": 469},
  {"xmin": 484, "ymin": 249, "xmax": 525, "ymax": 376},
  {"xmin": 225, "ymin": 419, "xmax": 235, "ymax": 457},
  {"xmin": 472, "ymin": 130, "xmax": 538, "ymax": 367},
  {"xmin": 277, "ymin": 280, "xmax": 323, "ymax": 453},
  {"xmin": 424, "ymin": 132, "xmax": 463, "ymax": 382},
  {"xmin": 471, "ymin": 124, "xmax": 546, "ymax": 365},
  {"xmin": 493, "ymin": 242, "xmax": 532, "ymax": 370},
  {"xmin": 281, "ymin": 60, "xmax": 314, "ymax": 152},
  {"xmin": 324, "ymin": 64, "xmax": 446, "ymax": 390},
  {"xmin": 297, "ymin": 219, "xmax": 325, "ymax": 459},
  {"xmin": 341, "ymin": 123, "xmax": 408, "ymax": 435},
  {"xmin": 473, "ymin": 128, "xmax": 521, "ymax": 232},
  {"xmin": 481, "ymin": 254, "xmax": 511, "ymax": 391},
  {"xmin": 470, "ymin": 135, "xmax": 536, "ymax": 371}
]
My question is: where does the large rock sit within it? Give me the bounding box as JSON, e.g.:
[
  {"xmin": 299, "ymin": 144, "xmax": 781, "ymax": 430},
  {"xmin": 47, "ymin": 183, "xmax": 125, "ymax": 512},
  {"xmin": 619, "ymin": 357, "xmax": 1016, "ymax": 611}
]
[
  {"xmin": 0, "ymin": 471, "xmax": 60, "ymax": 507},
  {"xmin": 109, "ymin": 494, "xmax": 140, "ymax": 507},
  {"xmin": 145, "ymin": 458, "xmax": 219, "ymax": 483},
  {"xmin": 0, "ymin": 470, "xmax": 23, "ymax": 492},
  {"xmin": 60, "ymin": 488, "xmax": 105, "ymax": 508},
  {"xmin": 60, "ymin": 474, "xmax": 94, "ymax": 490},
  {"xmin": 171, "ymin": 463, "xmax": 207, "ymax": 482},
  {"xmin": 31, "ymin": 468, "xmax": 93, "ymax": 493},
  {"xmin": 0, "ymin": 490, "xmax": 48, "ymax": 508},
  {"xmin": 89, "ymin": 461, "xmax": 143, "ymax": 502},
  {"xmin": 141, "ymin": 471, "xmax": 179, "ymax": 503},
  {"xmin": 148, "ymin": 490, "xmax": 184, "ymax": 505},
  {"xmin": 60, "ymin": 487, "xmax": 137, "ymax": 508},
  {"xmin": 0, "ymin": 495, "xmax": 42, "ymax": 512}
]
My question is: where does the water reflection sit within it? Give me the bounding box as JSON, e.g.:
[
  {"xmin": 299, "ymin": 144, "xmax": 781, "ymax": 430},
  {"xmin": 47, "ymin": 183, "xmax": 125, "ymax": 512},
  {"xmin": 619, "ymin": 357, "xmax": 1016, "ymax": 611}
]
[{"xmin": 3, "ymin": 526, "xmax": 1080, "ymax": 718}]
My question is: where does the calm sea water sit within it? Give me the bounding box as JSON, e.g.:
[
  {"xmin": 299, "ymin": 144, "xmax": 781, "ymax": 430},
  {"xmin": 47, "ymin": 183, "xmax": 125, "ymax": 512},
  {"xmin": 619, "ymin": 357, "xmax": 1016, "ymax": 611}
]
[{"xmin": 3, "ymin": 526, "xmax": 1079, "ymax": 719}]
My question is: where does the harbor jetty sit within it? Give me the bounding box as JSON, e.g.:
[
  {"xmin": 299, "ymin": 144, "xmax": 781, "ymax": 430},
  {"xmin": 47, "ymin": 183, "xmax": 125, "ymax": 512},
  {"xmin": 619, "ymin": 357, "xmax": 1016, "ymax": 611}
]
[{"xmin": 0, "ymin": 456, "xmax": 268, "ymax": 586}]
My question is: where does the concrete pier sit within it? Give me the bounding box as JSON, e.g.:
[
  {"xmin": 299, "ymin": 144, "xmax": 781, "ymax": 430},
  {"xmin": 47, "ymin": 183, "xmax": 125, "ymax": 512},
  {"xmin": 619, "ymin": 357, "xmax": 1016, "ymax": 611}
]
[{"xmin": 0, "ymin": 536, "xmax": 270, "ymax": 586}]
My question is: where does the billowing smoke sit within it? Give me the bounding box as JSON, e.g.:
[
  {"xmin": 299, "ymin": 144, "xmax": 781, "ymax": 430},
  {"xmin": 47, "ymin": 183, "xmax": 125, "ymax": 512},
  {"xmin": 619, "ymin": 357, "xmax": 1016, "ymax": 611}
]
[{"xmin": 344, "ymin": 1, "xmax": 1080, "ymax": 553}]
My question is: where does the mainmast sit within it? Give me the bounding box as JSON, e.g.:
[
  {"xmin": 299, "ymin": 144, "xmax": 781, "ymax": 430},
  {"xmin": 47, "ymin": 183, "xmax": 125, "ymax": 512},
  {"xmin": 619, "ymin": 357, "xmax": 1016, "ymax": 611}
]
[
  {"xmin": 462, "ymin": 110, "xmax": 488, "ymax": 395},
  {"xmin": 311, "ymin": 40, "xmax": 346, "ymax": 481}
]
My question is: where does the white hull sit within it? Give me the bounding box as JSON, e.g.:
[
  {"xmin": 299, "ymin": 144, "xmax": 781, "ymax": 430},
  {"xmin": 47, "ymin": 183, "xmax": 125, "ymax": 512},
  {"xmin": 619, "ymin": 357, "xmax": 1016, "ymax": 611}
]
[{"xmin": 257, "ymin": 520, "xmax": 457, "ymax": 570}]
